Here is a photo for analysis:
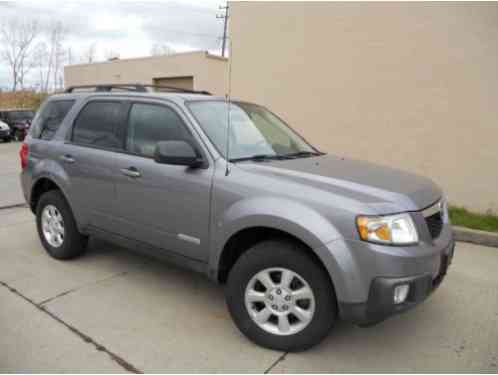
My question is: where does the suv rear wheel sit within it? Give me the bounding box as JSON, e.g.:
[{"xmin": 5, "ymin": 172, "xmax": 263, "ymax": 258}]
[
  {"xmin": 225, "ymin": 239, "xmax": 337, "ymax": 351},
  {"xmin": 36, "ymin": 190, "xmax": 88, "ymax": 259}
]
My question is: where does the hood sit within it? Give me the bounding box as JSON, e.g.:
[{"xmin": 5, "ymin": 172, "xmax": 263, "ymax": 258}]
[
  {"xmin": 236, "ymin": 155, "xmax": 442, "ymax": 213},
  {"xmin": 0, "ymin": 121, "xmax": 9, "ymax": 131}
]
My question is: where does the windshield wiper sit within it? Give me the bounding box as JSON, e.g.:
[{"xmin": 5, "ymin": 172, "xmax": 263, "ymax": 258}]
[
  {"xmin": 229, "ymin": 154, "xmax": 290, "ymax": 163},
  {"xmin": 282, "ymin": 151, "xmax": 324, "ymax": 159}
]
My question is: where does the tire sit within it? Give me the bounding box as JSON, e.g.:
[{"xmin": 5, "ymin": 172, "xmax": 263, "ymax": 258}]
[
  {"xmin": 226, "ymin": 239, "xmax": 337, "ymax": 352},
  {"xmin": 4, "ymin": 137, "xmax": 11, "ymax": 142},
  {"xmin": 36, "ymin": 190, "xmax": 88, "ymax": 260}
]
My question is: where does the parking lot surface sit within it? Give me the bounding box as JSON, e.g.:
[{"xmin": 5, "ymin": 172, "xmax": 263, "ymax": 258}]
[
  {"xmin": 0, "ymin": 142, "xmax": 24, "ymax": 207},
  {"xmin": 0, "ymin": 205, "xmax": 497, "ymax": 372},
  {"xmin": 0, "ymin": 143, "xmax": 497, "ymax": 372}
]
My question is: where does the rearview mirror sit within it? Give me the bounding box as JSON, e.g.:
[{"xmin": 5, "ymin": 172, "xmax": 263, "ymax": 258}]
[{"xmin": 154, "ymin": 140, "xmax": 203, "ymax": 168}]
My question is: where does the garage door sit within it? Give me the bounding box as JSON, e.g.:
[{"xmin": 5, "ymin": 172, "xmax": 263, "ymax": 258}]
[{"xmin": 153, "ymin": 76, "xmax": 194, "ymax": 90}]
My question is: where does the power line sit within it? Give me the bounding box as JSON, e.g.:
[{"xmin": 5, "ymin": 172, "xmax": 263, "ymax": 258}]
[{"xmin": 217, "ymin": 4, "xmax": 229, "ymax": 57}]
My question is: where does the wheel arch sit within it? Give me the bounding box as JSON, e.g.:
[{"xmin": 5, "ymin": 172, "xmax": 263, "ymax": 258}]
[
  {"xmin": 30, "ymin": 176, "xmax": 72, "ymax": 215},
  {"xmin": 209, "ymin": 196, "xmax": 343, "ymax": 283},
  {"xmin": 214, "ymin": 225, "xmax": 341, "ymax": 300}
]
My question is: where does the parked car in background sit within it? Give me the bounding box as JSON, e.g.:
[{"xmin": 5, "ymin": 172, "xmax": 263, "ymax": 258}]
[
  {"xmin": 20, "ymin": 84, "xmax": 454, "ymax": 351},
  {"xmin": 0, "ymin": 119, "xmax": 11, "ymax": 142},
  {"xmin": 0, "ymin": 109, "xmax": 35, "ymax": 141}
]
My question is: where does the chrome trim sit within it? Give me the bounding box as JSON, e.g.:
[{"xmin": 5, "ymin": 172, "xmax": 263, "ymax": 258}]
[
  {"xmin": 421, "ymin": 200, "xmax": 442, "ymax": 218},
  {"xmin": 177, "ymin": 233, "xmax": 201, "ymax": 245}
]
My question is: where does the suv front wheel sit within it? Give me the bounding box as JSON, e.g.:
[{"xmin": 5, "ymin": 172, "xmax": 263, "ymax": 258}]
[
  {"xmin": 36, "ymin": 190, "xmax": 88, "ymax": 260},
  {"xmin": 226, "ymin": 239, "xmax": 337, "ymax": 351}
]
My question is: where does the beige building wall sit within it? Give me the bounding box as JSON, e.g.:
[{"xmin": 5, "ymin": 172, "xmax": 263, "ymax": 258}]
[
  {"xmin": 64, "ymin": 51, "xmax": 228, "ymax": 96},
  {"xmin": 230, "ymin": 2, "xmax": 498, "ymax": 212},
  {"xmin": 153, "ymin": 76, "xmax": 194, "ymax": 90}
]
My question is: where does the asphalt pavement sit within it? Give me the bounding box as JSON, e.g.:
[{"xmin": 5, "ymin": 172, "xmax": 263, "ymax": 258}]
[{"xmin": 0, "ymin": 141, "xmax": 25, "ymax": 208}]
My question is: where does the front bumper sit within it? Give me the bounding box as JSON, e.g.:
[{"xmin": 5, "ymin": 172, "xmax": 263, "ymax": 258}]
[
  {"xmin": 0, "ymin": 129, "xmax": 10, "ymax": 139},
  {"xmin": 339, "ymin": 240, "xmax": 455, "ymax": 325}
]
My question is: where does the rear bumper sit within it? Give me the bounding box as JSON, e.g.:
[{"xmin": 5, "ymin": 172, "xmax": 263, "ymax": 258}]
[{"xmin": 339, "ymin": 240, "xmax": 455, "ymax": 325}]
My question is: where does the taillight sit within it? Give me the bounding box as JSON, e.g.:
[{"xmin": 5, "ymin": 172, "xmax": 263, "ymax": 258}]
[{"xmin": 20, "ymin": 142, "xmax": 29, "ymax": 170}]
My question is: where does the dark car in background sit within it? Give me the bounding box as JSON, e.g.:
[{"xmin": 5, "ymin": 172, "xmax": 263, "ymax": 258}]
[
  {"xmin": 0, "ymin": 119, "xmax": 11, "ymax": 142},
  {"xmin": 0, "ymin": 109, "xmax": 35, "ymax": 141}
]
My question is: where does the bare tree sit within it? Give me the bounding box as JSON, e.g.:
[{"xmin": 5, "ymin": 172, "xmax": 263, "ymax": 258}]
[
  {"xmin": 50, "ymin": 22, "xmax": 66, "ymax": 91},
  {"xmin": 32, "ymin": 22, "xmax": 67, "ymax": 92},
  {"xmin": 81, "ymin": 42, "xmax": 97, "ymax": 63},
  {"xmin": 150, "ymin": 43, "xmax": 175, "ymax": 56},
  {"xmin": 33, "ymin": 41, "xmax": 49, "ymax": 91},
  {"xmin": 67, "ymin": 47, "xmax": 74, "ymax": 65},
  {"xmin": 0, "ymin": 20, "xmax": 39, "ymax": 91}
]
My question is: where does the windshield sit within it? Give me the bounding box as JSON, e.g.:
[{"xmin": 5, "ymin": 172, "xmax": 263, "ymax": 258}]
[
  {"xmin": 6, "ymin": 111, "xmax": 34, "ymax": 121},
  {"xmin": 187, "ymin": 101, "xmax": 318, "ymax": 161}
]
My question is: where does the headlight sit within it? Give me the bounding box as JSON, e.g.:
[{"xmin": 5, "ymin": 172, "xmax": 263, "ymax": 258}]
[{"xmin": 356, "ymin": 213, "xmax": 419, "ymax": 245}]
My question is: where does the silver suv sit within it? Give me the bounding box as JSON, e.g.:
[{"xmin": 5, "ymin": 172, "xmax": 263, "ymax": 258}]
[{"xmin": 20, "ymin": 84, "xmax": 455, "ymax": 351}]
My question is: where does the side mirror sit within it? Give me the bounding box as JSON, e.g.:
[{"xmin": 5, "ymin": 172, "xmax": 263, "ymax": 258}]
[{"xmin": 154, "ymin": 140, "xmax": 203, "ymax": 168}]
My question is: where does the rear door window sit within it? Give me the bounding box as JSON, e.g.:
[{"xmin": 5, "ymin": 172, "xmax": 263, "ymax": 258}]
[
  {"xmin": 72, "ymin": 101, "xmax": 123, "ymax": 149},
  {"xmin": 32, "ymin": 100, "xmax": 75, "ymax": 140}
]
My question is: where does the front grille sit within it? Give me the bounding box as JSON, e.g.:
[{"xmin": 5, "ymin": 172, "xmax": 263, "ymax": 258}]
[{"xmin": 425, "ymin": 211, "xmax": 443, "ymax": 239}]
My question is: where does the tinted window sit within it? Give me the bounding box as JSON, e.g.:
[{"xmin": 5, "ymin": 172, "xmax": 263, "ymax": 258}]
[
  {"xmin": 126, "ymin": 103, "xmax": 191, "ymax": 158},
  {"xmin": 72, "ymin": 101, "xmax": 122, "ymax": 149},
  {"xmin": 32, "ymin": 100, "xmax": 75, "ymax": 140}
]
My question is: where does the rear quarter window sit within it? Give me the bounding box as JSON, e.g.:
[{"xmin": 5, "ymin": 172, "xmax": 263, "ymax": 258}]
[{"xmin": 31, "ymin": 100, "xmax": 76, "ymax": 140}]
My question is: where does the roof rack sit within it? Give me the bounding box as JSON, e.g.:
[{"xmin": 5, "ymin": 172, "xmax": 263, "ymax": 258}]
[{"xmin": 64, "ymin": 83, "xmax": 211, "ymax": 95}]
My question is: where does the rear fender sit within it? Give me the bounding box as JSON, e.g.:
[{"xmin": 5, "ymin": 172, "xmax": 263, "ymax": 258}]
[{"xmin": 31, "ymin": 160, "xmax": 85, "ymax": 230}]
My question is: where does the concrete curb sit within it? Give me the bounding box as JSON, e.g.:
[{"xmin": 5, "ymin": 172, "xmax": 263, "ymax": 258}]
[{"xmin": 453, "ymin": 226, "xmax": 498, "ymax": 248}]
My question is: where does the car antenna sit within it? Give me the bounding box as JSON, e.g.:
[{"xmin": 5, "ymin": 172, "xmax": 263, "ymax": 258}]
[{"xmin": 225, "ymin": 36, "xmax": 232, "ymax": 177}]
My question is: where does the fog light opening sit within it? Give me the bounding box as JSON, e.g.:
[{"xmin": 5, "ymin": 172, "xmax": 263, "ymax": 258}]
[{"xmin": 394, "ymin": 284, "xmax": 410, "ymax": 304}]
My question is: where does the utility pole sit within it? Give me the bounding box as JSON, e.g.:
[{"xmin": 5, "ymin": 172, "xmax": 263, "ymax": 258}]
[{"xmin": 217, "ymin": 4, "xmax": 229, "ymax": 58}]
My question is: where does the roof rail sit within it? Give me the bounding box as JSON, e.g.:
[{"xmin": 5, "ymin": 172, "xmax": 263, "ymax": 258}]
[
  {"xmin": 64, "ymin": 83, "xmax": 211, "ymax": 95},
  {"xmin": 142, "ymin": 84, "xmax": 211, "ymax": 95},
  {"xmin": 65, "ymin": 84, "xmax": 147, "ymax": 93}
]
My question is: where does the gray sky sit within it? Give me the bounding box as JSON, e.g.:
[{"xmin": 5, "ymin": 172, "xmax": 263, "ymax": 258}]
[{"xmin": 0, "ymin": 0, "xmax": 227, "ymax": 89}]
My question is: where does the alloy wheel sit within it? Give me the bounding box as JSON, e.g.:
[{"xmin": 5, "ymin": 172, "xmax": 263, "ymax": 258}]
[
  {"xmin": 41, "ymin": 205, "xmax": 65, "ymax": 248},
  {"xmin": 244, "ymin": 267, "xmax": 315, "ymax": 336}
]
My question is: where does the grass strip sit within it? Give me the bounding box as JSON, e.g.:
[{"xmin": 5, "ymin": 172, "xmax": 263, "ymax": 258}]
[{"xmin": 449, "ymin": 205, "xmax": 498, "ymax": 233}]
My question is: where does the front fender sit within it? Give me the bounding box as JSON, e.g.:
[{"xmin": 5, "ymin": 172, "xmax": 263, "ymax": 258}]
[{"xmin": 208, "ymin": 196, "xmax": 343, "ymax": 279}]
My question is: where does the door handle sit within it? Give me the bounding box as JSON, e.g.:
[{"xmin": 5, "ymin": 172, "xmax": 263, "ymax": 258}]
[
  {"xmin": 60, "ymin": 154, "xmax": 75, "ymax": 164},
  {"xmin": 120, "ymin": 167, "xmax": 141, "ymax": 178}
]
